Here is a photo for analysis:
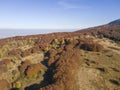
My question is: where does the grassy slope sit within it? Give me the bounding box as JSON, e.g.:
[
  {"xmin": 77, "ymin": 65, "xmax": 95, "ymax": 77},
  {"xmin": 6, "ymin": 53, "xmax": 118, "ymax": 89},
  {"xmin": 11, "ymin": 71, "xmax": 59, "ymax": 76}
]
[{"xmin": 0, "ymin": 25, "xmax": 120, "ymax": 90}]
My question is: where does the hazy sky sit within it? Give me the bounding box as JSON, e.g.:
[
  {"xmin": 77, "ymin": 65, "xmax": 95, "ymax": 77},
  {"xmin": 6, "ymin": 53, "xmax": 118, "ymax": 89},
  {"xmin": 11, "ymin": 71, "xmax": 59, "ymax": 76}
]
[{"xmin": 0, "ymin": 0, "xmax": 120, "ymax": 37}]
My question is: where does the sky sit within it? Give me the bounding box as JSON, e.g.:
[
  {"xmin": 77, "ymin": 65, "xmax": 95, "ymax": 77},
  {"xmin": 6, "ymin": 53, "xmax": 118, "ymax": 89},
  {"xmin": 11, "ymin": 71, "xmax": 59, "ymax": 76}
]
[{"xmin": 0, "ymin": 0, "xmax": 120, "ymax": 38}]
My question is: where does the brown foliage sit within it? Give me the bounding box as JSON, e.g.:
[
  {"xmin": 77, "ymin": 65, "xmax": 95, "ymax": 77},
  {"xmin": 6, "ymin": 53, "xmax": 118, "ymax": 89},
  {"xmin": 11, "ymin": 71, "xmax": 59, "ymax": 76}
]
[
  {"xmin": 0, "ymin": 39, "xmax": 8, "ymax": 49},
  {"xmin": 64, "ymin": 44, "xmax": 74, "ymax": 51},
  {"xmin": 0, "ymin": 79, "xmax": 10, "ymax": 90},
  {"xmin": 39, "ymin": 37, "xmax": 104, "ymax": 90},
  {"xmin": 47, "ymin": 49, "xmax": 58, "ymax": 66},
  {"xmin": 80, "ymin": 42, "xmax": 104, "ymax": 52},
  {"xmin": 19, "ymin": 60, "xmax": 31, "ymax": 73},
  {"xmin": 49, "ymin": 49, "xmax": 57, "ymax": 58},
  {"xmin": 47, "ymin": 57, "xmax": 55, "ymax": 67},
  {"xmin": 76, "ymin": 25, "xmax": 120, "ymax": 42},
  {"xmin": 95, "ymin": 44, "xmax": 104, "ymax": 52},
  {"xmin": 31, "ymin": 45, "xmax": 41, "ymax": 53},
  {"xmin": 2, "ymin": 59, "xmax": 11, "ymax": 66},
  {"xmin": 25, "ymin": 63, "xmax": 42, "ymax": 78},
  {"xmin": 0, "ymin": 63, "xmax": 7, "ymax": 74},
  {"xmin": 8, "ymin": 49, "xmax": 22, "ymax": 56},
  {"xmin": 40, "ymin": 44, "xmax": 80, "ymax": 90},
  {"xmin": 21, "ymin": 48, "xmax": 32, "ymax": 57},
  {"xmin": 21, "ymin": 45, "xmax": 41, "ymax": 57},
  {"xmin": 75, "ymin": 38, "xmax": 104, "ymax": 52},
  {"xmin": 1, "ymin": 24, "xmax": 118, "ymax": 90}
]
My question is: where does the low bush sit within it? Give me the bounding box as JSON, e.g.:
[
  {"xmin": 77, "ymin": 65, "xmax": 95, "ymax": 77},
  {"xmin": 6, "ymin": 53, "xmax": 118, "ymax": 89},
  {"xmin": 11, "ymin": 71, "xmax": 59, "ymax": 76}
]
[{"xmin": 25, "ymin": 63, "xmax": 43, "ymax": 79}]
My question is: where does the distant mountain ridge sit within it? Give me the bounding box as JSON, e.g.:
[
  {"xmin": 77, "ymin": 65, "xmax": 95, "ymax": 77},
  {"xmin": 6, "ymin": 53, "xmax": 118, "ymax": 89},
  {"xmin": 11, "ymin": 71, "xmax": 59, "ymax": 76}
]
[{"xmin": 108, "ymin": 19, "xmax": 120, "ymax": 25}]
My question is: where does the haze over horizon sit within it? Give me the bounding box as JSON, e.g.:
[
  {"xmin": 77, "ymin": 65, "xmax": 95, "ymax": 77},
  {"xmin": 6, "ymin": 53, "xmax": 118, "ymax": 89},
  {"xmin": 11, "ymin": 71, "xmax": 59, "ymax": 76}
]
[
  {"xmin": 0, "ymin": 0, "xmax": 120, "ymax": 37},
  {"xmin": 0, "ymin": 29, "xmax": 75, "ymax": 38}
]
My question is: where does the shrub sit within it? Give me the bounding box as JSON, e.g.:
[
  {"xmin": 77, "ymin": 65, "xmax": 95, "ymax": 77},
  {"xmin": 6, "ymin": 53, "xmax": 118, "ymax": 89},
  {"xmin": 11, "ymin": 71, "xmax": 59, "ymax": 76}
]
[
  {"xmin": 8, "ymin": 49, "xmax": 22, "ymax": 56},
  {"xmin": 49, "ymin": 49, "xmax": 57, "ymax": 58},
  {"xmin": 19, "ymin": 60, "xmax": 31, "ymax": 73},
  {"xmin": 80, "ymin": 42, "xmax": 104, "ymax": 52},
  {"xmin": 0, "ymin": 45, "xmax": 10, "ymax": 58},
  {"xmin": 47, "ymin": 57, "xmax": 55, "ymax": 67},
  {"xmin": 0, "ymin": 64, "xmax": 8, "ymax": 74},
  {"xmin": 31, "ymin": 45, "xmax": 40, "ymax": 53},
  {"xmin": 15, "ymin": 81, "xmax": 21, "ymax": 89},
  {"xmin": 0, "ymin": 79, "xmax": 10, "ymax": 90},
  {"xmin": 96, "ymin": 44, "xmax": 104, "ymax": 52},
  {"xmin": 1, "ymin": 59, "xmax": 11, "ymax": 66},
  {"xmin": 25, "ymin": 63, "xmax": 43, "ymax": 79},
  {"xmin": 40, "ymin": 48, "xmax": 80, "ymax": 90},
  {"xmin": 21, "ymin": 48, "xmax": 32, "ymax": 57},
  {"xmin": 64, "ymin": 44, "xmax": 74, "ymax": 51}
]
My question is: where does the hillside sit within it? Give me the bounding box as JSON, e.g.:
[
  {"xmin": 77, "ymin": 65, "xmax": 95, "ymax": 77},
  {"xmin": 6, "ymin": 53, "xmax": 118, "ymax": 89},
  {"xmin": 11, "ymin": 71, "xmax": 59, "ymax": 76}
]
[
  {"xmin": 109, "ymin": 19, "xmax": 120, "ymax": 25},
  {"xmin": 0, "ymin": 23, "xmax": 120, "ymax": 90},
  {"xmin": 76, "ymin": 24, "xmax": 120, "ymax": 42}
]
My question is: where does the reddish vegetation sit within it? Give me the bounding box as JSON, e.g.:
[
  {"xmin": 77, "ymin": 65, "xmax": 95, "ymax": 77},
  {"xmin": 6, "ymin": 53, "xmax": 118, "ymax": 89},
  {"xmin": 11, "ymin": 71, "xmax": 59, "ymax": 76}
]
[
  {"xmin": 19, "ymin": 60, "xmax": 31, "ymax": 73},
  {"xmin": 8, "ymin": 49, "xmax": 22, "ymax": 56},
  {"xmin": 31, "ymin": 45, "xmax": 41, "ymax": 53},
  {"xmin": 76, "ymin": 25, "xmax": 120, "ymax": 42},
  {"xmin": 2, "ymin": 59, "xmax": 11, "ymax": 66},
  {"xmin": 19, "ymin": 60, "xmax": 43, "ymax": 78},
  {"xmin": 25, "ymin": 63, "xmax": 43, "ymax": 78},
  {"xmin": 49, "ymin": 49, "xmax": 57, "ymax": 58},
  {"xmin": 0, "ymin": 24, "xmax": 119, "ymax": 90},
  {"xmin": 47, "ymin": 57, "xmax": 55, "ymax": 67},
  {"xmin": 80, "ymin": 42, "xmax": 104, "ymax": 52},
  {"xmin": 21, "ymin": 46, "xmax": 41, "ymax": 57},
  {"xmin": 40, "ymin": 44, "xmax": 80, "ymax": 90},
  {"xmin": 0, "ymin": 79, "xmax": 10, "ymax": 90},
  {"xmin": 34, "ymin": 32, "xmax": 80, "ymax": 51},
  {"xmin": 0, "ymin": 24, "xmax": 119, "ymax": 49},
  {"xmin": 38, "ymin": 34, "xmax": 104, "ymax": 90},
  {"xmin": 0, "ymin": 39, "xmax": 8, "ymax": 49},
  {"xmin": 0, "ymin": 63, "xmax": 7, "ymax": 74},
  {"xmin": 21, "ymin": 48, "xmax": 33, "ymax": 57},
  {"xmin": 48, "ymin": 49, "xmax": 58, "ymax": 67},
  {"xmin": 34, "ymin": 35, "xmax": 105, "ymax": 89}
]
